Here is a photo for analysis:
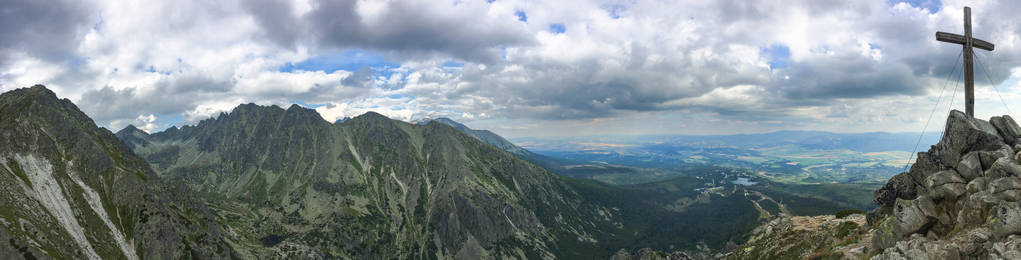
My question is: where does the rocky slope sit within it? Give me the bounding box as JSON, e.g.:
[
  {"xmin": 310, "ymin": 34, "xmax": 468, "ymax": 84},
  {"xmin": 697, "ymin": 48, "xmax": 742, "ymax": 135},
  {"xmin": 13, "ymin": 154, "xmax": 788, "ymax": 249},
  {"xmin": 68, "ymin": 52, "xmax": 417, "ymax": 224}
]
[
  {"xmin": 726, "ymin": 213, "xmax": 870, "ymax": 259},
  {"xmin": 0, "ymin": 85, "xmax": 235, "ymax": 259},
  {"xmin": 726, "ymin": 110, "xmax": 1021, "ymax": 259},
  {"xmin": 867, "ymin": 110, "xmax": 1021, "ymax": 259}
]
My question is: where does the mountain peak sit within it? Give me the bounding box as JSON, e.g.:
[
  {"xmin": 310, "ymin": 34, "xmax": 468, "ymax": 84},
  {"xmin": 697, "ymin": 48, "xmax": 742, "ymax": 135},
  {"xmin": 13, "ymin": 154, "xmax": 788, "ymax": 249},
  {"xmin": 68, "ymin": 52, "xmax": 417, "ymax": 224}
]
[
  {"xmin": 117, "ymin": 124, "xmax": 147, "ymax": 136},
  {"xmin": 352, "ymin": 111, "xmax": 390, "ymax": 121},
  {"xmin": 0, "ymin": 84, "xmax": 95, "ymax": 129},
  {"xmin": 1, "ymin": 84, "xmax": 61, "ymax": 105}
]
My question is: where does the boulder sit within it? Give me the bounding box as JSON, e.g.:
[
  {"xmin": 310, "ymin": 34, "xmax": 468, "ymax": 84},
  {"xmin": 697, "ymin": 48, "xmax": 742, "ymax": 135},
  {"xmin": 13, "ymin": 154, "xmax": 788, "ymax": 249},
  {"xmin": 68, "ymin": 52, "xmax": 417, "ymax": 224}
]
[
  {"xmin": 985, "ymin": 157, "xmax": 1021, "ymax": 178},
  {"xmin": 990, "ymin": 235, "xmax": 1021, "ymax": 259},
  {"xmin": 979, "ymin": 145, "xmax": 1015, "ymax": 171},
  {"xmin": 956, "ymin": 191, "xmax": 993, "ymax": 228},
  {"xmin": 991, "ymin": 177, "xmax": 1021, "ymax": 202},
  {"xmin": 906, "ymin": 152, "xmax": 941, "ymax": 196},
  {"xmin": 932, "ymin": 110, "xmax": 1004, "ymax": 169},
  {"xmin": 966, "ymin": 177, "xmax": 989, "ymax": 195},
  {"xmin": 956, "ymin": 152, "xmax": 983, "ymax": 181},
  {"xmin": 926, "ymin": 170, "xmax": 967, "ymax": 201},
  {"xmin": 990, "ymin": 202, "xmax": 1021, "ymax": 239},
  {"xmin": 952, "ymin": 228, "xmax": 991, "ymax": 256},
  {"xmin": 991, "ymin": 115, "xmax": 1021, "ymax": 145},
  {"xmin": 873, "ymin": 196, "xmax": 938, "ymax": 250},
  {"xmin": 875, "ymin": 172, "xmax": 919, "ymax": 208}
]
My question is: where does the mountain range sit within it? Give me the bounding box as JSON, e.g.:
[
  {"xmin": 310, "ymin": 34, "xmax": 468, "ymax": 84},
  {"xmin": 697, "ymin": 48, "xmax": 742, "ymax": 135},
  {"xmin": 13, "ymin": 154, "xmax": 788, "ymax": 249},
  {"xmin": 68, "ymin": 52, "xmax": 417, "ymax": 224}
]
[
  {"xmin": 111, "ymin": 96, "xmax": 770, "ymax": 258},
  {"xmin": 7, "ymin": 85, "xmax": 1011, "ymax": 259}
]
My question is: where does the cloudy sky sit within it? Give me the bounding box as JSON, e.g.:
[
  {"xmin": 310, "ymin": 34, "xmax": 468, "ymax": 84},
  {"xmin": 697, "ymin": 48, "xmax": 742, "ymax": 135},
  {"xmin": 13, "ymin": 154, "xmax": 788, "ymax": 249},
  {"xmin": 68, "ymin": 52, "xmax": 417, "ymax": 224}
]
[{"xmin": 2, "ymin": 0, "xmax": 1020, "ymax": 137}]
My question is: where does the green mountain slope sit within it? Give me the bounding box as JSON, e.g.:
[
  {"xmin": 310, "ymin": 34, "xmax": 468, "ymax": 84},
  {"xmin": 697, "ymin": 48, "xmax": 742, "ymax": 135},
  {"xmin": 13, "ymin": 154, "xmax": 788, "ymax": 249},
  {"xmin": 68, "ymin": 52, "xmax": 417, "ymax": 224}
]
[
  {"xmin": 0, "ymin": 85, "xmax": 235, "ymax": 259},
  {"xmin": 118, "ymin": 103, "xmax": 767, "ymax": 258},
  {"xmin": 420, "ymin": 117, "xmax": 596, "ymax": 177}
]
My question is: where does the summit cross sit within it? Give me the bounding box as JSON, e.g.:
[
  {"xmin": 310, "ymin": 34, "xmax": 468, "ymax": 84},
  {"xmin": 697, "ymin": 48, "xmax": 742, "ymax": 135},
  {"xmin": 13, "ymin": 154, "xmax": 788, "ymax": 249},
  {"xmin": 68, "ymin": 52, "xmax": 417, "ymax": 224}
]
[{"xmin": 936, "ymin": 6, "xmax": 995, "ymax": 118}]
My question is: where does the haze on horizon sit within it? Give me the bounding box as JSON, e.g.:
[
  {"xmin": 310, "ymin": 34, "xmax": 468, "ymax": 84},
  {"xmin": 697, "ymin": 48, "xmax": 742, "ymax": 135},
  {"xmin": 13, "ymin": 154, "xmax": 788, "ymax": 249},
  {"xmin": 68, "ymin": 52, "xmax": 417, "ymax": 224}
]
[{"xmin": 2, "ymin": 0, "xmax": 1020, "ymax": 138}]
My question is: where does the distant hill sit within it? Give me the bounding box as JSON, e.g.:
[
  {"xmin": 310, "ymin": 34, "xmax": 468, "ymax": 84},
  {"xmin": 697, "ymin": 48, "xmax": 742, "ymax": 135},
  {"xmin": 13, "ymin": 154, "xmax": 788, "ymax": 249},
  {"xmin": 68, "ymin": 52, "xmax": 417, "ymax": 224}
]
[
  {"xmin": 517, "ymin": 130, "xmax": 943, "ymax": 154},
  {"xmin": 419, "ymin": 118, "xmax": 527, "ymax": 155},
  {"xmin": 417, "ymin": 117, "xmax": 589, "ymax": 176}
]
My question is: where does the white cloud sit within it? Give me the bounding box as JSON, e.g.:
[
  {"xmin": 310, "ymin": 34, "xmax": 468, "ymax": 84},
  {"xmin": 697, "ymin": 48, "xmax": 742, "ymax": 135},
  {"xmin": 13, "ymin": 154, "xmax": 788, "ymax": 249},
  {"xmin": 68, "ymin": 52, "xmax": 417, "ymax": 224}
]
[
  {"xmin": 134, "ymin": 114, "xmax": 159, "ymax": 133},
  {"xmin": 2, "ymin": 0, "xmax": 1021, "ymax": 137}
]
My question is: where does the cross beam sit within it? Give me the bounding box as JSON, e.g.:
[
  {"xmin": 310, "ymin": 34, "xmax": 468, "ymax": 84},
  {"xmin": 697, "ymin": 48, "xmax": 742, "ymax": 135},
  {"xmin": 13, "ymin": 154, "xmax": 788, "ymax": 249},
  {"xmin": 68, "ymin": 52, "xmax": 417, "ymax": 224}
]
[{"xmin": 936, "ymin": 6, "xmax": 995, "ymax": 118}]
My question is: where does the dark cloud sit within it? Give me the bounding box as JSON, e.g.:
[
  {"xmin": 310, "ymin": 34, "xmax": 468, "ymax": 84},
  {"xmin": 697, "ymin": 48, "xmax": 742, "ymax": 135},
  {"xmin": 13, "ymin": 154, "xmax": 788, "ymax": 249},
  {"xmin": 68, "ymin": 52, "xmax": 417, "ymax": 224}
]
[
  {"xmin": 340, "ymin": 67, "xmax": 375, "ymax": 87},
  {"xmin": 244, "ymin": 0, "xmax": 305, "ymax": 48},
  {"xmin": 77, "ymin": 73, "xmax": 230, "ymax": 123},
  {"xmin": 244, "ymin": 0, "xmax": 533, "ymax": 63},
  {"xmin": 0, "ymin": 0, "xmax": 93, "ymax": 65}
]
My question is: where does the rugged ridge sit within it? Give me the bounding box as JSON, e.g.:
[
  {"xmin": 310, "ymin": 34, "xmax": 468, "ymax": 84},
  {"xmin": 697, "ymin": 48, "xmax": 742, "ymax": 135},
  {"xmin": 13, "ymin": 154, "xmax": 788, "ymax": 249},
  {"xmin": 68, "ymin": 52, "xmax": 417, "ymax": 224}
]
[
  {"xmin": 867, "ymin": 110, "xmax": 1021, "ymax": 258},
  {"xmin": 420, "ymin": 118, "xmax": 527, "ymax": 155},
  {"xmin": 120, "ymin": 103, "xmax": 608, "ymax": 258},
  {"xmin": 119, "ymin": 103, "xmax": 767, "ymax": 258},
  {"xmin": 0, "ymin": 85, "xmax": 235, "ymax": 259}
]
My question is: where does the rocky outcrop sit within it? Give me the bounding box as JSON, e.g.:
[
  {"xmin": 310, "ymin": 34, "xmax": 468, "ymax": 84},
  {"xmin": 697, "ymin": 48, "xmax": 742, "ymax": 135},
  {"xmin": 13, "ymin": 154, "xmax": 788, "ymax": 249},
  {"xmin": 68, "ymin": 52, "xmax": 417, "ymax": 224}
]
[
  {"xmin": 0, "ymin": 85, "xmax": 235, "ymax": 259},
  {"xmin": 727, "ymin": 213, "xmax": 870, "ymax": 260},
  {"xmin": 611, "ymin": 248, "xmax": 697, "ymax": 260},
  {"xmin": 869, "ymin": 110, "xmax": 1021, "ymax": 259}
]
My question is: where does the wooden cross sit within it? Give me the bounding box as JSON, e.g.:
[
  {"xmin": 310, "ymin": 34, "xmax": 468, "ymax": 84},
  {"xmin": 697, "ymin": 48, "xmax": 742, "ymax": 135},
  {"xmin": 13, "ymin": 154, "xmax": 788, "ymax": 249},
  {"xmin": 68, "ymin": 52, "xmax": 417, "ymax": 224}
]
[{"xmin": 936, "ymin": 6, "xmax": 994, "ymax": 118}]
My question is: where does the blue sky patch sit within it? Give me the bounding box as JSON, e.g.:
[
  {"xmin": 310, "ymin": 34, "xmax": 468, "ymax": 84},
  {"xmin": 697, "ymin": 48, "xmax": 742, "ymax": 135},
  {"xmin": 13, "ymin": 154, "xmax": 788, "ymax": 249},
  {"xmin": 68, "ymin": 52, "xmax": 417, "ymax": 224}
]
[
  {"xmin": 892, "ymin": 0, "xmax": 941, "ymax": 14},
  {"xmin": 291, "ymin": 100, "xmax": 325, "ymax": 109},
  {"xmin": 280, "ymin": 49, "xmax": 398, "ymax": 74},
  {"xmin": 550, "ymin": 23, "xmax": 566, "ymax": 34},
  {"xmin": 763, "ymin": 44, "xmax": 791, "ymax": 70},
  {"xmin": 387, "ymin": 93, "xmax": 415, "ymax": 101},
  {"xmin": 515, "ymin": 10, "xmax": 527, "ymax": 22},
  {"xmin": 601, "ymin": 4, "xmax": 626, "ymax": 19}
]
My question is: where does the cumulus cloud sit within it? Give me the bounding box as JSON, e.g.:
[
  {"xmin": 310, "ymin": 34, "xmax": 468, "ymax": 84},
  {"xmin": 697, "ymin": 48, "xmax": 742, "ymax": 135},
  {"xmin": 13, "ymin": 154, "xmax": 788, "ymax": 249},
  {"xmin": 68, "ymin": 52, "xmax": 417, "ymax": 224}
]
[{"xmin": 2, "ymin": 0, "xmax": 1021, "ymax": 136}]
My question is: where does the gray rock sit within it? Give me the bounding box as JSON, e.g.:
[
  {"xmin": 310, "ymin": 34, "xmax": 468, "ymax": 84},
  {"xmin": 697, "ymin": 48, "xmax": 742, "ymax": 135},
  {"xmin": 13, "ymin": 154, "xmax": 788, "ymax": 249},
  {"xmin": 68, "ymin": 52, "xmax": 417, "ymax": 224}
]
[
  {"xmin": 991, "ymin": 235, "xmax": 1021, "ymax": 259},
  {"xmin": 980, "ymin": 145, "xmax": 1016, "ymax": 171},
  {"xmin": 906, "ymin": 152, "xmax": 942, "ymax": 195},
  {"xmin": 985, "ymin": 157, "xmax": 1021, "ymax": 178},
  {"xmin": 957, "ymin": 152, "xmax": 983, "ymax": 181},
  {"xmin": 991, "ymin": 115, "xmax": 1021, "ymax": 145},
  {"xmin": 873, "ymin": 235, "xmax": 962, "ymax": 260},
  {"xmin": 990, "ymin": 202, "xmax": 1021, "ymax": 239},
  {"xmin": 927, "ymin": 170, "xmax": 967, "ymax": 201},
  {"xmin": 874, "ymin": 196, "xmax": 938, "ymax": 250},
  {"xmin": 952, "ymin": 228, "xmax": 991, "ymax": 256},
  {"xmin": 875, "ymin": 172, "xmax": 920, "ymax": 208},
  {"xmin": 932, "ymin": 110, "xmax": 1004, "ymax": 169},
  {"xmin": 991, "ymin": 177, "xmax": 1021, "ymax": 202},
  {"xmin": 612, "ymin": 249, "xmax": 632, "ymax": 260},
  {"xmin": 967, "ymin": 177, "xmax": 990, "ymax": 194},
  {"xmin": 956, "ymin": 192, "xmax": 993, "ymax": 228}
]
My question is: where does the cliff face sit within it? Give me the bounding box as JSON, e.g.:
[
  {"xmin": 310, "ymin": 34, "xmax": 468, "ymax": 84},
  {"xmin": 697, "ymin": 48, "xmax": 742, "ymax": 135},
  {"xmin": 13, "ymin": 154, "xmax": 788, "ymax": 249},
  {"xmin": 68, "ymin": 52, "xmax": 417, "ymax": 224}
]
[
  {"xmin": 868, "ymin": 110, "xmax": 1021, "ymax": 258},
  {"xmin": 0, "ymin": 85, "xmax": 235, "ymax": 259}
]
